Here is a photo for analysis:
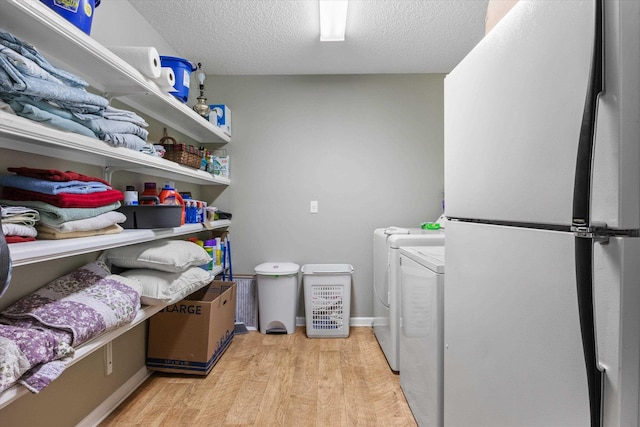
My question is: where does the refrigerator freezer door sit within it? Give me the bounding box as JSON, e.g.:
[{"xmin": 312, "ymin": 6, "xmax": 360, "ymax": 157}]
[
  {"xmin": 445, "ymin": 1, "xmax": 594, "ymax": 226},
  {"xmin": 444, "ymin": 221, "xmax": 589, "ymax": 426},
  {"xmin": 591, "ymin": 1, "xmax": 640, "ymax": 230}
]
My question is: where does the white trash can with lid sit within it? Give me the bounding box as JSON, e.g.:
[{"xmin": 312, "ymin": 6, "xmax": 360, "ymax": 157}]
[
  {"xmin": 302, "ymin": 264, "xmax": 354, "ymax": 338},
  {"xmin": 255, "ymin": 262, "xmax": 300, "ymax": 334}
]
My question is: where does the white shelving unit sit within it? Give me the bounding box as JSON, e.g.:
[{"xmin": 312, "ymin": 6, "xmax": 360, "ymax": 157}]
[
  {"xmin": 0, "ymin": 112, "xmax": 230, "ymax": 186},
  {"xmin": 9, "ymin": 220, "xmax": 231, "ymax": 267},
  {"xmin": 0, "ymin": 0, "xmax": 233, "ymax": 411}
]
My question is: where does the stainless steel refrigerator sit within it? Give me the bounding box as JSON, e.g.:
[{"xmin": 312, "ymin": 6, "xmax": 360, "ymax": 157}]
[{"xmin": 443, "ymin": 1, "xmax": 640, "ymax": 426}]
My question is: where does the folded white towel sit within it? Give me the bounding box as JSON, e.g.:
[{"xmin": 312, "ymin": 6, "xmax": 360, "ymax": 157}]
[
  {"xmin": 1, "ymin": 214, "xmax": 38, "ymax": 227},
  {"xmin": 36, "ymin": 224, "xmax": 122, "ymax": 240},
  {"xmin": 39, "ymin": 211, "xmax": 126, "ymax": 233},
  {"xmin": 1, "ymin": 205, "xmax": 40, "ymax": 226},
  {"xmin": 1, "ymin": 205, "xmax": 39, "ymax": 217},
  {"xmin": 2, "ymin": 223, "xmax": 37, "ymax": 237}
]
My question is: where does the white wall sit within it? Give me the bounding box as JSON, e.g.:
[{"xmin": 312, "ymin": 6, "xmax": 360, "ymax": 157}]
[
  {"xmin": 202, "ymin": 74, "xmax": 444, "ymax": 317},
  {"xmin": 91, "ymin": 0, "xmax": 178, "ymax": 56}
]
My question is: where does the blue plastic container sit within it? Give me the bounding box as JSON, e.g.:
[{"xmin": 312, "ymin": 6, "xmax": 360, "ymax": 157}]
[
  {"xmin": 40, "ymin": 0, "xmax": 101, "ymax": 35},
  {"xmin": 160, "ymin": 56, "xmax": 197, "ymax": 103}
]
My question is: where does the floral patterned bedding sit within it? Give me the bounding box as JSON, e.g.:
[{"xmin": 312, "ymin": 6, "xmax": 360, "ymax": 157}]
[{"xmin": 0, "ymin": 260, "xmax": 141, "ymax": 393}]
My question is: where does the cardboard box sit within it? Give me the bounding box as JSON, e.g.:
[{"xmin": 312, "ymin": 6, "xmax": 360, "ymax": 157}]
[
  {"xmin": 146, "ymin": 280, "xmax": 236, "ymax": 375},
  {"xmin": 212, "ymin": 154, "xmax": 230, "ymax": 178},
  {"xmin": 209, "ymin": 104, "xmax": 231, "ymax": 136}
]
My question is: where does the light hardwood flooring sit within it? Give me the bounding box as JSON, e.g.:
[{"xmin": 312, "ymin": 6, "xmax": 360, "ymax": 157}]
[{"xmin": 100, "ymin": 327, "xmax": 417, "ymax": 427}]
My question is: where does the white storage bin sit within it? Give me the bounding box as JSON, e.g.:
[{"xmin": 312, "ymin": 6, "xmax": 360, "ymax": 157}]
[
  {"xmin": 302, "ymin": 264, "xmax": 354, "ymax": 338},
  {"xmin": 255, "ymin": 262, "xmax": 300, "ymax": 334}
]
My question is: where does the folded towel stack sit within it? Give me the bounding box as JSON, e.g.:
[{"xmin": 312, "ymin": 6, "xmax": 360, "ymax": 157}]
[
  {"xmin": 0, "ymin": 167, "xmax": 126, "ymax": 241},
  {"xmin": 0, "ymin": 29, "xmax": 150, "ymax": 152},
  {"xmin": 1, "ymin": 205, "xmax": 39, "ymax": 243}
]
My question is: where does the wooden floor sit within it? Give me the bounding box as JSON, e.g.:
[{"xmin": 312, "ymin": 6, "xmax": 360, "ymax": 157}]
[{"xmin": 100, "ymin": 327, "xmax": 417, "ymax": 427}]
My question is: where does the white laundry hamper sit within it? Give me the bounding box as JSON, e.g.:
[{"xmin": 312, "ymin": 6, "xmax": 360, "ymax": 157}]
[{"xmin": 302, "ymin": 264, "xmax": 354, "ymax": 338}]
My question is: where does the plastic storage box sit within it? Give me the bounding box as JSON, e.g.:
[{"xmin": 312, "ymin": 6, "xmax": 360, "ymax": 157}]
[
  {"xmin": 117, "ymin": 205, "xmax": 182, "ymax": 229},
  {"xmin": 116, "ymin": 196, "xmax": 182, "ymax": 229},
  {"xmin": 302, "ymin": 264, "xmax": 354, "ymax": 338},
  {"xmin": 254, "ymin": 262, "xmax": 300, "ymax": 334}
]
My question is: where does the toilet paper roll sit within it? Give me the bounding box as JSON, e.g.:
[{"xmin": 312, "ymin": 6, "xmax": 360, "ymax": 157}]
[
  {"xmin": 109, "ymin": 46, "xmax": 162, "ymax": 79},
  {"xmin": 153, "ymin": 67, "xmax": 176, "ymax": 92}
]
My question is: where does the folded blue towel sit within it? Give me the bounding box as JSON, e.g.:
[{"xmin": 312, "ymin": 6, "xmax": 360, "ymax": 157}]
[
  {"xmin": 0, "ymin": 42, "xmax": 63, "ymax": 86},
  {"xmin": 0, "ymin": 30, "xmax": 87, "ymax": 88},
  {"xmin": 0, "ymin": 47, "xmax": 108, "ymax": 114},
  {"xmin": 102, "ymin": 106, "xmax": 148, "ymax": 127},
  {"xmin": 103, "ymin": 133, "xmax": 149, "ymax": 151},
  {"xmin": 78, "ymin": 115, "xmax": 149, "ymax": 141},
  {"xmin": 0, "ymin": 174, "xmax": 111, "ymax": 195},
  {"xmin": 8, "ymin": 99, "xmax": 97, "ymax": 138}
]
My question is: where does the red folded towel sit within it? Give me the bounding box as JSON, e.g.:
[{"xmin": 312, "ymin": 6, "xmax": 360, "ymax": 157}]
[
  {"xmin": 7, "ymin": 167, "xmax": 111, "ymax": 186},
  {"xmin": 5, "ymin": 236, "xmax": 36, "ymax": 244},
  {"xmin": 2, "ymin": 187, "xmax": 124, "ymax": 208}
]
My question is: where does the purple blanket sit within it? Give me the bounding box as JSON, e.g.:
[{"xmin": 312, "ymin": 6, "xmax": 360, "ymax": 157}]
[{"xmin": 0, "ymin": 260, "xmax": 141, "ymax": 393}]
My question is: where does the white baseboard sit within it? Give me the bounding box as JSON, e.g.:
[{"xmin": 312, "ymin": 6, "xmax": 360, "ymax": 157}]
[
  {"xmin": 296, "ymin": 317, "xmax": 373, "ymax": 327},
  {"xmin": 77, "ymin": 366, "xmax": 152, "ymax": 427},
  {"xmin": 349, "ymin": 317, "xmax": 375, "ymax": 327}
]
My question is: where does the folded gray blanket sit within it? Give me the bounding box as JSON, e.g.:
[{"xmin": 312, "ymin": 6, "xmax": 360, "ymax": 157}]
[{"xmin": 0, "ymin": 199, "xmax": 121, "ymax": 226}]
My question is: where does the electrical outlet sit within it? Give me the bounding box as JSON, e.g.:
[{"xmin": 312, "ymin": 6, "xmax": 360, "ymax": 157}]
[{"xmin": 310, "ymin": 200, "xmax": 318, "ymax": 214}]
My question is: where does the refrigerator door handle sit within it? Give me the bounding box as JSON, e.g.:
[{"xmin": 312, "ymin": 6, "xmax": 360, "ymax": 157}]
[
  {"xmin": 571, "ymin": 0, "xmax": 605, "ymax": 423},
  {"xmin": 575, "ymin": 236, "xmax": 605, "ymax": 427},
  {"xmin": 572, "ymin": 0, "xmax": 604, "ymax": 227}
]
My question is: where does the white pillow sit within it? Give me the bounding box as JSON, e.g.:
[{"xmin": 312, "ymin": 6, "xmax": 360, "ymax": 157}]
[
  {"xmin": 120, "ymin": 266, "xmax": 212, "ymax": 306},
  {"xmin": 107, "ymin": 274, "xmax": 144, "ymax": 296},
  {"xmin": 103, "ymin": 240, "xmax": 211, "ymax": 273}
]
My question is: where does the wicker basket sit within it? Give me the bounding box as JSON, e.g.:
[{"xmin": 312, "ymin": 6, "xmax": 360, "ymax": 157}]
[{"xmin": 159, "ymin": 131, "xmax": 202, "ymax": 169}]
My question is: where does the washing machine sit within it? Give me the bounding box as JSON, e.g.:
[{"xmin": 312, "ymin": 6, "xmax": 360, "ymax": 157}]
[
  {"xmin": 399, "ymin": 245, "xmax": 445, "ymax": 427},
  {"xmin": 373, "ymin": 226, "xmax": 444, "ymax": 372}
]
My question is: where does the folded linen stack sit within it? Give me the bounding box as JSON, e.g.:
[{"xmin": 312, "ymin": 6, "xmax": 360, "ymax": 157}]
[
  {"xmin": 0, "ymin": 259, "xmax": 142, "ymax": 393},
  {"xmin": 0, "ymin": 167, "xmax": 126, "ymax": 240},
  {"xmin": 1, "ymin": 204, "xmax": 39, "ymax": 243},
  {"xmin": 0, "ymin": 29, "xmax": 150, "ymax": 151}
]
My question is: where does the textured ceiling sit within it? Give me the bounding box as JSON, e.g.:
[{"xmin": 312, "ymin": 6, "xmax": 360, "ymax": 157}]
[{"xmin": 128, "ymin": 0, "xmax": 490, "ymax": 75}]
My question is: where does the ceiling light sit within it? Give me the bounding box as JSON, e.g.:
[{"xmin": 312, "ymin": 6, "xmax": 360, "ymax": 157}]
[{"xmin": 319, "ymin": 0, "xmax": 348, "ymax": 42}]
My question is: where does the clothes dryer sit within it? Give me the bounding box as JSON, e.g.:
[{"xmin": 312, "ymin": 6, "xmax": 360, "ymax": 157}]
[
  {"xmin": 373, "ymin": 227, "xmax": 444, "ymax": 372},
  {"xmin": 399, "ymin": 246, "xmax": 445, "ymax": 427}
]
